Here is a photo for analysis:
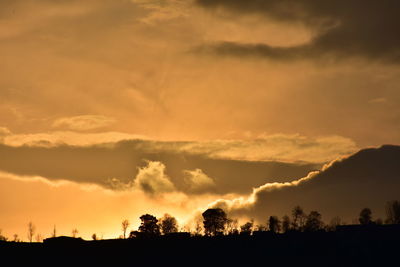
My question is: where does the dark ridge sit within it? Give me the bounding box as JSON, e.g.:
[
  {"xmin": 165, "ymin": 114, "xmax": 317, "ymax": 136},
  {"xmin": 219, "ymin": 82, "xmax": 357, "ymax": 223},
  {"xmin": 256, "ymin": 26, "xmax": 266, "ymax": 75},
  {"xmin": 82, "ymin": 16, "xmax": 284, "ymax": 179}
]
[{"xmin": 1, "ymin": 225, "xmax": 400, "ymax": 265}]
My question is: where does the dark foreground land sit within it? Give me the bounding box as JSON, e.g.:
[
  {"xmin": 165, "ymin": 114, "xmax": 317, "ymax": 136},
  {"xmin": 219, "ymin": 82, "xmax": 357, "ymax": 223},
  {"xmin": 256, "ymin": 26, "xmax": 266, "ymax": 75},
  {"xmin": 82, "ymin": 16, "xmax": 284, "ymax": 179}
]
[{"xmin": 1, "ymin": 225, "xmax": 400, "ymax": 266}]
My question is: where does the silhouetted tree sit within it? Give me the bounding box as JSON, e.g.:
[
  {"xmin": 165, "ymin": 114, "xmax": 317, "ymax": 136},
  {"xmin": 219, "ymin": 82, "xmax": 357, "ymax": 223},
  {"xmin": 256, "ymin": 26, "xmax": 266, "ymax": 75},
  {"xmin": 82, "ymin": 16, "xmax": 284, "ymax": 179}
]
[
  {"xmin": 202, "ymin": 208, "xmax": 227, "ymax": 236},
  {"xmin": 225, "ymin": 218, "xmax": 239, "ymax": 235},
  {"xmin": 92, "ymin": 233, "xmax": 98, "ymax": 240},
  {"xmin": 193, "ymin": 221, "xmax": 203, "ymax": 236},
  {"xmin": 159, "ymin": 214, "xmax": 178, "ymax": 234},
  {"xmin": 0, "ymin": 229, "xmax": 7, "ymax": 241},
  {"xmin": 327, "ymin": 216, "xmax": 342, "ymax": 231},
  {"xmin": 14, "ymin": 234, "xmax": 21, "ymax": 242},
  {"xmin": 72, "ymin": 228, "xmax": 79, "ymax": 238},
  {"xmin": 122, "ymin": 219, "xmax": 130, "ymax": 239},
  {"xmin": 138, "ymin": 214, "xmax": 160, "ymax": 235},
  {"xmin": 359, "ymin": 208, "xmax": 373, "ymax": 225},
  {"xmin": 282, "ymin": 215, "xmax": 291, "ymax": 233},
  {"xmin": 35, "ymin": 233, "xmax": 43, "ymax": 242},
  {"xmin": 255, "ymin": 224, "xmax": 267, "ymax": 231},
  {"xmin": 180, "ymin": 225, "xmax": 190, "ymax": 233},
  {"xmin": 27, "ymin": 222, "xmax": 35, "ymax": 243},
  {"xmin": 51, "ymin": 225, "xmax": 57, "ymax": 238},
  {"xmin": 268, "ymin": 216, "xmax": 281, "ymax": 233},
  {"xmin": 385, "ymin": 200, "xmax": 400, "ymax": 224},
  {"xmin": 240, "ymin": 219, "xmax": 254, "ymax": 235},
  {"xmin": 304, "ymin": 211, "xmax": 323, "ymax": 232},
  {"xmin": 292, "ymin": 206, "xmax": 306, "ymax": 231},
  {"xmin": 13, "ymin": 234, "xmax": 19, "ymax": 242}
]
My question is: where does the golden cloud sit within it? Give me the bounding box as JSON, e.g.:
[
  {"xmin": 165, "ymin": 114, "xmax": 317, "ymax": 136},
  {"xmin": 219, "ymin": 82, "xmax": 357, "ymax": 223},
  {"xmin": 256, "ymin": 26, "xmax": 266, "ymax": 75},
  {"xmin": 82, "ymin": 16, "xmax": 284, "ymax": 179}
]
[{"xmin": 52, "ymin": 115, "xmax": 116, "ymax": 131}]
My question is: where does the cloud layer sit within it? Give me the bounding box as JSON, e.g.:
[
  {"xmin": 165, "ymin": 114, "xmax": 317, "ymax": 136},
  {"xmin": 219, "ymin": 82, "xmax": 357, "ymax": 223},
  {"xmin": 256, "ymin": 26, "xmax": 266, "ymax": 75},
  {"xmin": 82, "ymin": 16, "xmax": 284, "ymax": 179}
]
[
  {"xmin": 52, "ymin": 115, "xmax": 116, "ymax": 131},
  {"xmin": 208, "ymin": 145, "xmax": 400, "ymax": 223},
  {"xmin": 1, "ymin": 1, "xmax": 400, "ymax": 147},
  {"xmin": 0, "ymin": 137, "xmax": 321, "ymax": 195},
  {"xmin": 0, "ymin": 130, "xmax": 357, "ymax": 162},
  {"xmin": 196, "ymin": 0, "xmax": 400, "ymax": 62},
  {"xmin": 0, "ymin": 129, "xmax": 359, "ymax": 197}
]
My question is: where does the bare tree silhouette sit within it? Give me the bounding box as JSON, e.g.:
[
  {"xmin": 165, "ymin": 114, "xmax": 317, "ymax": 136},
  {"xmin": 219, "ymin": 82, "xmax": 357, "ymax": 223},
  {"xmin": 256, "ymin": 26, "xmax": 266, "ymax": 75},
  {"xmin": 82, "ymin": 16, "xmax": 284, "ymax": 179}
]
[
  {"xmin": 35, "ymin": 233, "xmax": 43, "ymax": 242},
  {"xmin": 27, "ymin": 222, "xmax": 35, "ymax": 243},
  {"xmin": 121, "ymin": 219, "xmax": 130, "ymax": 239},
  {"xmin": 240, "ymin": 219, "xmax": 254, "ymax": 235},
  {"xmin": 72, "ymin": 228, "xmax": 79, "ymax": 238},
  {"xmin": 225, "ymin": 218, "xmax": 239, "ymax": 235},
  {"xmin": 282, "ymin": 215, "xmax": 291, "ymax": 233},
  {"xmin": 292, "ymin": 206, "xmax": 306, "ymax": 231},
  {"xmin": 386, "ymin": 200, "xmax": 400, "ymax": 224},
  {"xmin": 51, "ymin": 225, "xmax": 57, "ymax": 238},
  {"xmin": 327, "ymin": 216, "xmax": 342, "ymax": 231},
  {"xmin": 193, "ymin": 221, "xmax": 204, "ymax": 236},
  {"xmin": 268, "ymin": 216, "xmax": 281, "ymax": 233},
  {"xmin": 304, "ymin": 211, "xmax": 324, "ymax": 232}
]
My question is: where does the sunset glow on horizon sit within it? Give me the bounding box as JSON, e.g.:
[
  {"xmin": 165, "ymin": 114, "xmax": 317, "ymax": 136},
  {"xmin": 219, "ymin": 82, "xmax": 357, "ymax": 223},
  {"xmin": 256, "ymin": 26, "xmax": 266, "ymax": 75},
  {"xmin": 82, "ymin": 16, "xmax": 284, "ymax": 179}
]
[{"xmin": 1, "ymin": 0, "xmax": 400, "ymax": 241}]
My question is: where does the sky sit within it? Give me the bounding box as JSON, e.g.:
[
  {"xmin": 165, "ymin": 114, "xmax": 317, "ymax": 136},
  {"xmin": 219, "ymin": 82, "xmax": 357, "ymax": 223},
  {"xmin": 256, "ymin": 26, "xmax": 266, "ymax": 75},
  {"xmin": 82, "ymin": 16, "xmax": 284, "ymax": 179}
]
[{"xmin": 0, "ymin": 0, "xmax": 399, "ymax": 240}]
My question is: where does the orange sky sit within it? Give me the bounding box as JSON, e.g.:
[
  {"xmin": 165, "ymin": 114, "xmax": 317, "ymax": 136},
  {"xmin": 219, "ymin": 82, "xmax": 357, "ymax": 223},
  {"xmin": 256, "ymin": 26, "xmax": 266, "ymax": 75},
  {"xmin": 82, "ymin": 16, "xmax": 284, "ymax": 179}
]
[{"xmin": 1, "ymin": 0, "xmax": 399, "ymax": 240}]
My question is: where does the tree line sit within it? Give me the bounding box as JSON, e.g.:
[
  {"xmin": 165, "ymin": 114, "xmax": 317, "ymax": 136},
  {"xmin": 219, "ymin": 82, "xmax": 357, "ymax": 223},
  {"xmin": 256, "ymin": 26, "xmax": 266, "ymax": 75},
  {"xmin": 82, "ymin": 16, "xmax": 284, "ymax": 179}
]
[
  {"xmin": 1, "ymin": 200, "xmax": 399, "ymax": 242},
  {"xmin": 129, "ymin": 200, "xmax": 400, "ymax": 238}
]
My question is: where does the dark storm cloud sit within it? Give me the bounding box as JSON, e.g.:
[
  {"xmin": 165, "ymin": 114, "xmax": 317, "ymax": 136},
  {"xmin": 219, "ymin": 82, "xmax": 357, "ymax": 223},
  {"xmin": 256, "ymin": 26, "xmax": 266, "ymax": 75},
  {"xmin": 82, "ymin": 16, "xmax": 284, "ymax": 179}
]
[
  {"xmin": 213, "ymin": 145, "xmax": 400, "ymax": 222},
  {"xmin": 196, "ymin": 0, "xmax": 400, "ymax": 62},
  {"xmin": 0, "ymin": 140, "xmax": 319, "ymax": 195}
]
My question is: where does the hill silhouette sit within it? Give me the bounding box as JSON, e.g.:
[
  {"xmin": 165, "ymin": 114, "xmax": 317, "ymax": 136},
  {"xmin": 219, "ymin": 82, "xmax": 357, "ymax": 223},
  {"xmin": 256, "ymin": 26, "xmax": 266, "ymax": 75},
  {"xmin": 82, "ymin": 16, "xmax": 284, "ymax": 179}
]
[{"xmin": 1, "ymin": 225, "xmax": 400, "ymax": 266}]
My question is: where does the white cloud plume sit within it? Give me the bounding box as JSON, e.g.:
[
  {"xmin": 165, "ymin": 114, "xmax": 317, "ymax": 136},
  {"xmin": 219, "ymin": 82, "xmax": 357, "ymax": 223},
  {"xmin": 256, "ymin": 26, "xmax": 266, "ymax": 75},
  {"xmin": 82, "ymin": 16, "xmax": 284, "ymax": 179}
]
[
  {"xmin": 183, "ymin": 168, "xmax": 216, "ymax": 192},
  {"xmin": 133, "ymin": 161, "xmax": 176, "ymax": 195},
  {"xmin": 206, "ymin": 158, "xmax": 341, "ymax": 213}
]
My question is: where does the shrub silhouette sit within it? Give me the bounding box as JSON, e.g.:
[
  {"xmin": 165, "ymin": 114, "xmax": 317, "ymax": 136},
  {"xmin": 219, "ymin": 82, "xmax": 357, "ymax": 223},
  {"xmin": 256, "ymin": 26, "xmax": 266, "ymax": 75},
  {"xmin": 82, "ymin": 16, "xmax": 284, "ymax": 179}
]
[{"xmin": 240, "ymin": 220, "xmax": 254, "ymax": 235}]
